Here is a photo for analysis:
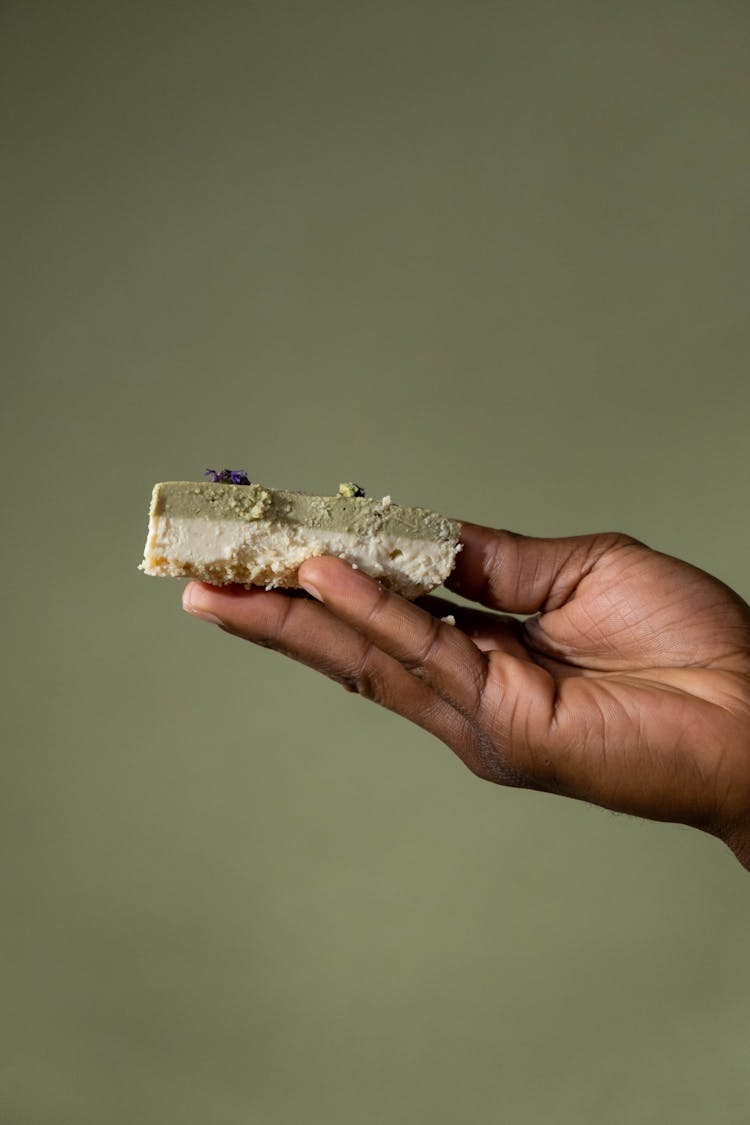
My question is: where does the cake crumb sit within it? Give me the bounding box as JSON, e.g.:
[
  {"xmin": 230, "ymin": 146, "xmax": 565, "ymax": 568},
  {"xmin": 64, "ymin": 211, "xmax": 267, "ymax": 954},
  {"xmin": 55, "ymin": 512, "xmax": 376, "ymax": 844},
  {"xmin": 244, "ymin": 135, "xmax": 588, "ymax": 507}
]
[{"xmin": 441, "ymin": 614, "xmax": 456, "ymax": 626}]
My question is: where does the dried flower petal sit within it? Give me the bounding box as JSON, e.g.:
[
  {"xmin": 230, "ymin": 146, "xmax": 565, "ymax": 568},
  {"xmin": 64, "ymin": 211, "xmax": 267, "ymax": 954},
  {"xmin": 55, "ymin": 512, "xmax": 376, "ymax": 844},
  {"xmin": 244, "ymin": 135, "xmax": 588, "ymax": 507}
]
[{"xmin": 204, "ymin": 469, "xmax": 251, "ymax": 485}]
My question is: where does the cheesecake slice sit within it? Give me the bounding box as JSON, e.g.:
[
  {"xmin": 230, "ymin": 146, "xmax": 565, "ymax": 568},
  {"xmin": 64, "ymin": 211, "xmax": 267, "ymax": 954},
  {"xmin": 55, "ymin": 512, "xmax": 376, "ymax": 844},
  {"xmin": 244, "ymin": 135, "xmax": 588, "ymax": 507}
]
[{"xmin": 140, "ymin": 480, "xmax": 461, "ymax": 599}]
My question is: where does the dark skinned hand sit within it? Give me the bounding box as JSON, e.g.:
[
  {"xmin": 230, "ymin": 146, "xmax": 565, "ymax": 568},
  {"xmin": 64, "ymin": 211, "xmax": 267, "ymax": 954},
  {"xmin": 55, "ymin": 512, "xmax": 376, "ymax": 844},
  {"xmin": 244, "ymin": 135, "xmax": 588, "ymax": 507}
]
[{"xmin": 182, "ymin": 525, "xmax": 750, "ymax": 871}]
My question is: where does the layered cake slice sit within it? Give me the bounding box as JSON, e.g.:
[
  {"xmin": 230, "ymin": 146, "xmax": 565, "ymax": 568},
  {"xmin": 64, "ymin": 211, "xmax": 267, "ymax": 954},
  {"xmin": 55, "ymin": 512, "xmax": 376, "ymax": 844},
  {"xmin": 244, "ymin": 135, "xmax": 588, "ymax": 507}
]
[{"xmin": 140, "ymin": 476, "xmax": 460, "ymax": 599}]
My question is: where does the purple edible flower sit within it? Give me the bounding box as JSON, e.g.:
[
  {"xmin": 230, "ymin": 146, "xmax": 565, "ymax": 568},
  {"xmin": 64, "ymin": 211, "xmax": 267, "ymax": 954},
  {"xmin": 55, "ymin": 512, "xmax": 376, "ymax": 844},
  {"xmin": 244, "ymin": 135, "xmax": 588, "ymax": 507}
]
[{"xmin": 204, "ymin": 468, "xmax": 251, "ymax": 485}]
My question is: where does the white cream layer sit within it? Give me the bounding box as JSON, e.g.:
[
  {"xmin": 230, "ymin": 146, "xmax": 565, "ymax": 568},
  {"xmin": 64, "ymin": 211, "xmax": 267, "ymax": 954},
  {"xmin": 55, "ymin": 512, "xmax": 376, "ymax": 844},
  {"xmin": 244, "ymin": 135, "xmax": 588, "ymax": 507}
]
[{"xmin": 140, "ymin": 515, "xmax": 458, "ymax": 599}]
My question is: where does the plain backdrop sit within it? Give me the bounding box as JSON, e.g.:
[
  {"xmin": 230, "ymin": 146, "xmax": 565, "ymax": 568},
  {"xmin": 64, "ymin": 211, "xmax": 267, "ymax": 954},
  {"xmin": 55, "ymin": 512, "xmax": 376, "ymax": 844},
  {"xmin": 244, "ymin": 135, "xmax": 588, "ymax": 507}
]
[{"xmin": 2, "ymin": 2, "xmax": 749, "ymax": 1122}]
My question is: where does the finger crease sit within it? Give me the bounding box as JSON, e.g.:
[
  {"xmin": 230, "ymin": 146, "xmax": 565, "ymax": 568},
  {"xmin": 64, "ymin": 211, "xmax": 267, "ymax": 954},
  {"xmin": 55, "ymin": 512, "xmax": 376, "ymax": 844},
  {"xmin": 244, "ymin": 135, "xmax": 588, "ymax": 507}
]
[
  {"xmin": 349, "ymin": 639, "xmax": 381, "ymax": 699},
  {"xmin": 363, "ymin": 584, "xmax": 392, "ymax": 631},
  {"xmin": 404, "ymin": 617, "xmax": 444, "ymax": 674}
]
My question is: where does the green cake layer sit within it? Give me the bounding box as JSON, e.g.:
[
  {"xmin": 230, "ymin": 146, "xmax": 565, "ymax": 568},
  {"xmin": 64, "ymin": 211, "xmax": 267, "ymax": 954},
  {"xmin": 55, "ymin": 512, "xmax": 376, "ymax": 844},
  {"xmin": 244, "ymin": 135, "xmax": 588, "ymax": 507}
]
[{"xmin": 151, "ymin": 482, "xmax": 458, "ymax": 543}]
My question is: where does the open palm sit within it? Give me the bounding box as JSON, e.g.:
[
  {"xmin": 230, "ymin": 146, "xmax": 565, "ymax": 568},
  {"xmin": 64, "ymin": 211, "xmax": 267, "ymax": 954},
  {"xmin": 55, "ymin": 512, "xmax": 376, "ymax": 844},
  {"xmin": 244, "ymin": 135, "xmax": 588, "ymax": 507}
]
[{"xmin": 183, "ymin": 523, "xmax": 750, "ymax": 869}]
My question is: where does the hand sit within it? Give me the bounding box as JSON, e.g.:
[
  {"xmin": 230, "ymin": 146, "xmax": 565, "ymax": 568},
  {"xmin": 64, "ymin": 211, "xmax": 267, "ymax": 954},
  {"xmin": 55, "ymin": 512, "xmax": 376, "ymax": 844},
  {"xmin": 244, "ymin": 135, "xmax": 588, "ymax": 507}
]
[{"xmin": 182, "ymin": 525, "xmax": 750, "ymax": 870}]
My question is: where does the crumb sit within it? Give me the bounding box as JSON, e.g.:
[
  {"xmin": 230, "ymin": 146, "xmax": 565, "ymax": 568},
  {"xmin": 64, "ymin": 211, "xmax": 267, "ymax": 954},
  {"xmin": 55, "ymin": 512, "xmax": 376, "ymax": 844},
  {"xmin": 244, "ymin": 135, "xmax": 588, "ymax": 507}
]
[{"xmin": 441, "ymin": 614, "xmax": 456, "ymax": 626}]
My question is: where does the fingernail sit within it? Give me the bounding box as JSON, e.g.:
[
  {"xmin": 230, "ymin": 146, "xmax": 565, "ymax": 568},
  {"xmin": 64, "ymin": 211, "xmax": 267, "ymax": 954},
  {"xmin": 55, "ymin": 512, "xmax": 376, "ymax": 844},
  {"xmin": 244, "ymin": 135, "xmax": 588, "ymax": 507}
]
[
  {"xmin": 299, "ymin": 578, "xmax": 323, "ymax": 602},
  {"xmin": 182, "ymin": 587, "xmax": 224, "ymax": 626}
]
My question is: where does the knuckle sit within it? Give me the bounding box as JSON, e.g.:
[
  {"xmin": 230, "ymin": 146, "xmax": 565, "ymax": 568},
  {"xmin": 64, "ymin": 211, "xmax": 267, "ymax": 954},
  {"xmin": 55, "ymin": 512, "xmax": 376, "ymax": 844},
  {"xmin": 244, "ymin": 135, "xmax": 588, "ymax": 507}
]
[
  {"xmin": 363, "ymin": 582, "xmax": 391, "ymax": 629},
  {"xmin": 403, "ymin": 616, "xmax": 444, "ymax": 675},
  {"xmin": 336, "ymin": 675, "xmax": 362, "ymax": 695},
  {"xmin": 594, "ymin": 531, "xmax": 644, "ymax": 556},
  {"xmin": 339, "ymin": 641, "xmax": 386, "ymax": 703},
  {"xmin": 472, "ymin": 661, "xmax": 554, "ymax": 789},
  {"xmin": 481, "ymin": 532, "xmax": 516, "ymax": 604},
  {"xmin": 465, "ymin": 652, "xmax": 490, "ymax": 708},
  {"xmin": 467, "ymin": 729, "xmax": 531, "ymax": 787}
]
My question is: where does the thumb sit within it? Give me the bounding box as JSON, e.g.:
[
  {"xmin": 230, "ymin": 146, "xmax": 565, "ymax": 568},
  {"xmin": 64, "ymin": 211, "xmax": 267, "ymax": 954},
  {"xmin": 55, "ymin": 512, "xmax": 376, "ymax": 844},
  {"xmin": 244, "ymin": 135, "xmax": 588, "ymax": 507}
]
[{"xmin": 448, "ymin": 523, "xmax": 637, "ymax": 614}]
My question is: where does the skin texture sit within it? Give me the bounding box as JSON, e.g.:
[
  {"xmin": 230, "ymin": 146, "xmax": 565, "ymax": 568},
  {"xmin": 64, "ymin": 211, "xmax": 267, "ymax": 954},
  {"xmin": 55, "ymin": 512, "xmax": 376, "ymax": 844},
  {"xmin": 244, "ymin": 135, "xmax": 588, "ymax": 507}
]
[{"xmin": 182, "ymin": 523, "xmax": 750, "ymax": 871}]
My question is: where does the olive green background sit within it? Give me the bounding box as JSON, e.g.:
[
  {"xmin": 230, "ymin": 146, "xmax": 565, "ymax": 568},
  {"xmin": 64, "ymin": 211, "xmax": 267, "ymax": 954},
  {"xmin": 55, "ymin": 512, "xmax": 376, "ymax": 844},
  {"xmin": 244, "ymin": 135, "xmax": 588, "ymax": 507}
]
[{"xmin": 2, "ymin": 2, "xmax": 750, "ymax": 1122}]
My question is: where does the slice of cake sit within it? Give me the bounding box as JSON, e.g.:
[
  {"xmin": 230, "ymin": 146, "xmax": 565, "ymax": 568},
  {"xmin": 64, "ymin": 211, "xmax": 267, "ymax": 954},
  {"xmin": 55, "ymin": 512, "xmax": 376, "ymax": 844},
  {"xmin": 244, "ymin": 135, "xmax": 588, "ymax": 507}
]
[{"xmin": 140, "ymin": 477, "xmax": 460, "ymax": 599}]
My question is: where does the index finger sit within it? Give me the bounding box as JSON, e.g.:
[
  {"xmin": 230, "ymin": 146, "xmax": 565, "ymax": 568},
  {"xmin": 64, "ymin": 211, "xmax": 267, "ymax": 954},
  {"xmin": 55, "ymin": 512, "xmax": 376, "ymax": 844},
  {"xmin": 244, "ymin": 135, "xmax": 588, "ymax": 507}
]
[{"xmin": 298, "ymin": 556, "xmax": 490, "ymax": 716}]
